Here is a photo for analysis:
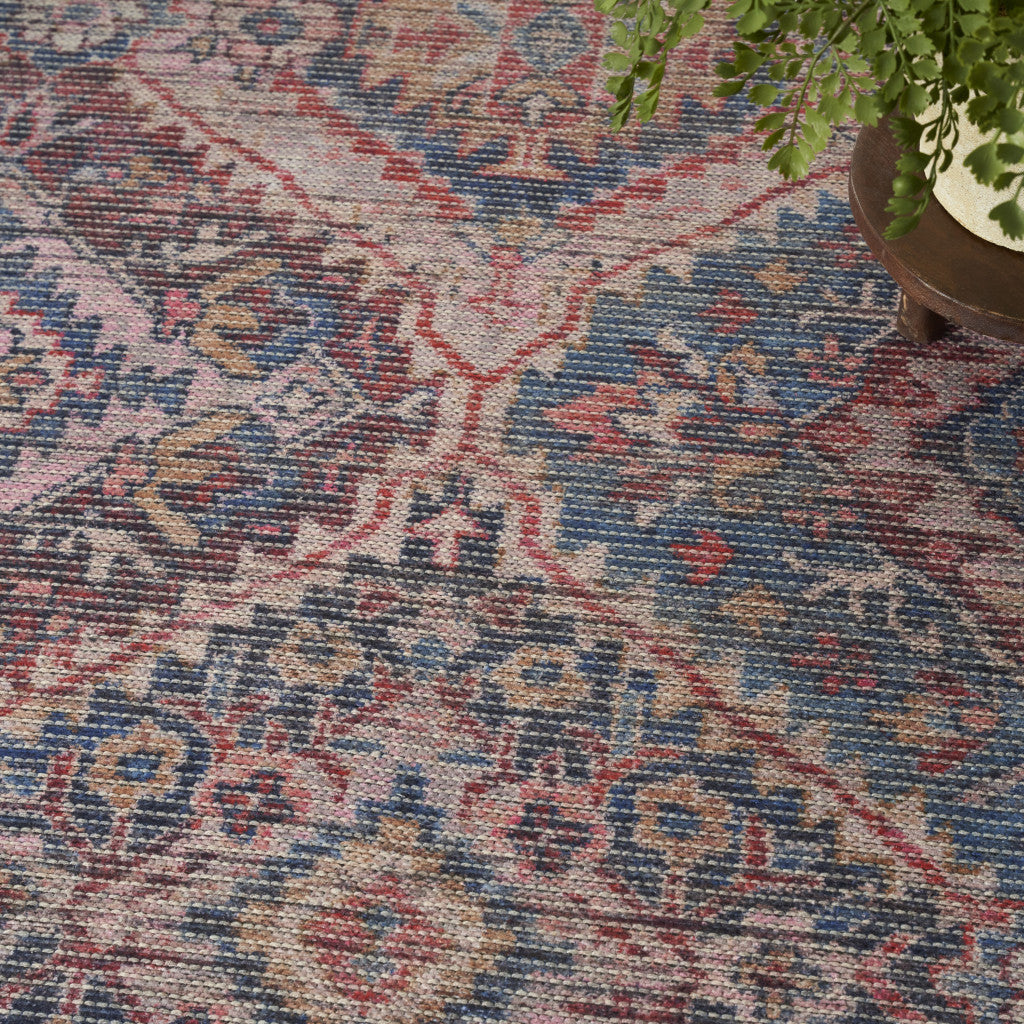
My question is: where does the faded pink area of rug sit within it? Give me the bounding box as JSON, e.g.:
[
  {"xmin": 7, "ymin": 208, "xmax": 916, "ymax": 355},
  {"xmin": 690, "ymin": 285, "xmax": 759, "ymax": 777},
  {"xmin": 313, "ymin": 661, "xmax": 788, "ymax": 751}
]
[{"xmin": 1, "ymin": 2, "xmax": 1023, "ymax": 1022}]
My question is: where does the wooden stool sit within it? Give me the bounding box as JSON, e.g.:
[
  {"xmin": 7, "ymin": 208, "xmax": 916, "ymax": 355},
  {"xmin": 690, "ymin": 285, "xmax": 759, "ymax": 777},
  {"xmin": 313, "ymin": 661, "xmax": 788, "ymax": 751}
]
[{"xmin": 848, "ymin": 119, "xmax": 1024, "ymax": 345}]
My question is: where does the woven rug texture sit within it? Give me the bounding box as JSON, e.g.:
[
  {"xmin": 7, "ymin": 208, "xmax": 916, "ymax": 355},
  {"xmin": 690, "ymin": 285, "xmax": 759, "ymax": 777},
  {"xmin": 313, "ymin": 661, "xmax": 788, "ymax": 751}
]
[{"xmin": 2, "ymin": 1, "xmax": 1024, "ymax": 1021}]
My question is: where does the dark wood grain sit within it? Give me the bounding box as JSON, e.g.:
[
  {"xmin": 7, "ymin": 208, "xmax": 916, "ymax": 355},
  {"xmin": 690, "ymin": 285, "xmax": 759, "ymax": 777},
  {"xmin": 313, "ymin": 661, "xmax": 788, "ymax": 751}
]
[
  {"xmin": 848, "ymin": 118, "xmax": 1024, "ymax": 344},
  {"xmin": 895, "ymin": 291, "xmax": 947, "ymax": 344}
]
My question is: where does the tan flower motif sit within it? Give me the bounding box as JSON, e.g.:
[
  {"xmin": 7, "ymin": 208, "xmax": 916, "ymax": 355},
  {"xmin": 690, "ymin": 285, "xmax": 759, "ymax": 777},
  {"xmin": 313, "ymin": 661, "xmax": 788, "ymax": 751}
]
[
  {"xmin": 235, "ymin": 817, "xmax": 513, "ymax": 1023},
  {"xmin": 86, "ymin": 720, "xmax": 186, "ymax": 812},
  {"xmin": 634, "ymin": 774, "xmax": 731, "ymax": 874},
  {"xmin": 269, "ymin": 619, "xmax": 364, "ymax": 689},
  {"xmin": 494, "ymin": 644, "xmax": 590, "ymax": 711}
]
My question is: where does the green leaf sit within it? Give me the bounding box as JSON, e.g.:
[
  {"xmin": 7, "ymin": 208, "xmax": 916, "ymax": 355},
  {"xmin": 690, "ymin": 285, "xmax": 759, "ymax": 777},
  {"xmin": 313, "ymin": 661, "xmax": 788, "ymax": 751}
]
[
  {"xmin": 713, "ymin": 79, "xmax": 746, "ymax": 96},
  {"xmin": 958, "ymin": 13, "xmax": 989, "ymax": 34},
  {"xmin": 997, "ymin": 142, "xmax": 1024, "ymax": 165},
  {"xmin": 958, "ymin": 38, "xmax": 986, "ymax": 65},
  {"xmin": 637, "ymin": 84, "xmax": 661, "ymax": 122},
  {"xmin": 964, "ymin": 140, "xmax": 1007, "ymax": 184},
  {"xmin": 855, "ymin": 7, "xmax": 878, "ymax": 32},
  {"xmin": 999, "ymin": 107, "xmax": 1024, "ymax": 134},
  {"xmin": 820, "ymin": 6, "xmax": 843, "ymax": 34},
  {"xmin": 798, "ymin": 9, "xmax": 823, "ymax": 37},
  {"xmin": 897, "ymin": 150, "xmax": 930, "ymax": 174},
  {"xmin": 993, "ymin": 171, "xmax": 1019, "ymax": 191},
  {"xmin": 891, "ymin": 116, "xmax": 924, "ymax": 149},
  {"xmin": 605, "ymin": 74, "xmax": 627, "ymax": 95},
  {"xmin": 854, "ymin": 92, "xmax": 883, "ymax": 126},
  {"xmin": 736, "ymin": 8, "xmax": 769, "ymax": 34},
  {"xmin": 860, "ymin": 27, "xmax": 886, "ymax": 55},
  {"xmin": 610, "ymin": 20, "xmax": 629, "ymax": 46},
  {"xmin": 767, "ymin": 143, "xmax": 809, "ymax": 179},
  {"xmin": 876, "ymin": 51, "xmax": 898, "ymax": 79},
  {"xmin": 892, "ymin": 173, "xmax": 922, "ymax": 196},
  {"xmin": 971, "ymin": 64, "xmax": 1015, "ymax": 104},
  {"xmin": 967, "ymin": 93, "xmax": 1000, "ymax": 123},
  {"xmin": 735, "ymin": 45, "xmax": 763, "ymax": 74},
  {"xmin": 886, "ymin": 195, "xmax": 921, "ymax": 216},
  {"xmin": 881, "ymin": 73, "xmax": 906, "ymax": 104},
  {"xmin": 762, "ymin": 127, "xmax": 787, "ymax": 149},
  {"xmin": 777, "ymin": 10, "xmax": 798, "ymax": 33},
  {"xmin": 904, "ymin": 34, "xmax": 933, "ymax": 56},
  {"xmin": 883, "ymin": 213, "xmax": 922, "ymax": 239},
  {"xmin": 755, "ymin": 110, "xmax": 787, "ymax": 132},
  {"xmin": 603, "ymin": 51, "xmax": 633, "ymax": 72},
  {"xmin": 921, "ymin": 4, "xmax": 945, "ymax": 32},
  {"xmin": 594, "ymin": 0, "xmax": 619, "ymax": 13},
  {"xmin": 990, "ymin": 199, "xmax": 1024, "ymax": 239},
  {"xmin": 819, "ymin": 95, "xmax": 849, "ymax": 122},
  {"xmin": 804, "ymin": 108, "xmax": 830, "ymax": 144},
  {"xmin": 966, "ymin": 99, "xmax": 1000, "ymax": 134},
  {"xmin": 610, "ymin": 89, "xmax": 633, "ymax": 129},
  {"xmin": 663, "ymin": 15, "xmax": 686, "ymax": 48},
  {"xmin": 900, "ymin": 83, "xmax": 932, "ymax": 116},
  {"xmin": 635, "ymin": 60, "xmax": 657, "ymax": 80},
  {"xmin": 749, "ymin": 83, "xmax": 780, "ymax": 106},
  {"xmin": 942, "ymin": 56, "xmax": 967, "ymax": 87},
  {"xmin": 678, "ymin": 12, "xmax": 704, "ymax": 38},
  {"xmin": 662, "ymin": 28, "xmax": 682, "ymax": 50}
]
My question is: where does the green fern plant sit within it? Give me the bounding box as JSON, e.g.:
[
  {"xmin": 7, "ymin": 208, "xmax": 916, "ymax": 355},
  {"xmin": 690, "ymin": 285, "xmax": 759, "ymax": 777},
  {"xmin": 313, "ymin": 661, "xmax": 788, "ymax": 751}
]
[{"xmin": 596, "ymin": 0, "xmax": 1024, "ymax": 239}]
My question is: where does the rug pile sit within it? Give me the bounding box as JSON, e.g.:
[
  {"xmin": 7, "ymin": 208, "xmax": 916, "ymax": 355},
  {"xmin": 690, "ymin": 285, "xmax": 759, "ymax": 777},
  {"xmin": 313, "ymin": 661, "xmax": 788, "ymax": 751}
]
[{"xmin": 2, "ymin": 1, "xmax": 1023, "ymax": 1021}]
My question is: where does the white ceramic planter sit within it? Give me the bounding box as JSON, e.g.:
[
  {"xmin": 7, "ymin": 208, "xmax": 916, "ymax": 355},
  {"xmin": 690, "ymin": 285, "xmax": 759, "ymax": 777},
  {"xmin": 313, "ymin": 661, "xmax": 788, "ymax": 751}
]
[{"xmin": 923, "ymin": 103, "xmax": 1024, "ymax": 253}]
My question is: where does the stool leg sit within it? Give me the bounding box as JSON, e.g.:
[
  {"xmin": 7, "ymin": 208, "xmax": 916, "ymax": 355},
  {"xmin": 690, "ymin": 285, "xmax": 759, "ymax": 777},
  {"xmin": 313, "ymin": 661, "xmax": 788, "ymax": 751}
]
[{"xmin": 896, "ymin": 290, "xmax": 947, "ymax": 344}]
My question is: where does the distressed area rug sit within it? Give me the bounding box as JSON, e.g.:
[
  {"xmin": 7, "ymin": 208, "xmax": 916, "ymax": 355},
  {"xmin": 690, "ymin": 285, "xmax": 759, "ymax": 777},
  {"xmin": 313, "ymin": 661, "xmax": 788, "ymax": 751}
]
[{"xmin": 2, "ymin": 1, "xmax": 1024, "ymax": 1022}]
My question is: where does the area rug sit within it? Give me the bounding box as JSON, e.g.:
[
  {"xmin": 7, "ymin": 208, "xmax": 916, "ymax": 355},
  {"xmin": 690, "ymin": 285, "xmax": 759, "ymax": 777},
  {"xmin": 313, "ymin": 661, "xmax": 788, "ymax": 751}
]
[{"xmin": 2, "ymin": 1, "xmax": 1023, "ymax": 1021}]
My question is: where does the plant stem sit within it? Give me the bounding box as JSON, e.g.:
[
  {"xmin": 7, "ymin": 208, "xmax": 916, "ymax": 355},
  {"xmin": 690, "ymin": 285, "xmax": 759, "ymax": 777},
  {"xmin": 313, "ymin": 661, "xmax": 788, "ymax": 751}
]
[{"xmin": 785, "ymin": 0, "xmax": 874, "ymax": 147}]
